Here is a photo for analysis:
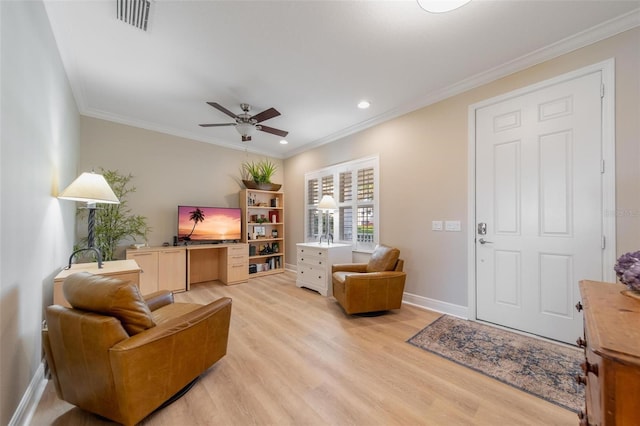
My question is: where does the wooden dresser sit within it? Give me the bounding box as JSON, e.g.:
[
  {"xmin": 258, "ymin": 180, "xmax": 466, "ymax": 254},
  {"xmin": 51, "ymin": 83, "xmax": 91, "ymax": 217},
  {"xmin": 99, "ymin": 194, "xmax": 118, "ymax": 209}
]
[{"xmin": 576, "ymin": 280, "xmax": 640, "ymax": 426}]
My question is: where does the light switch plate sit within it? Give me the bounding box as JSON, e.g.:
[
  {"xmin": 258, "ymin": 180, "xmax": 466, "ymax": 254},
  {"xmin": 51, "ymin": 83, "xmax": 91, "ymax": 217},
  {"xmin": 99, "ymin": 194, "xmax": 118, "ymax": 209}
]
[
  {"xmin": 432, "ymin": 221, "xmax": 443, "ymax": 231},
  {"xmin": 445, "ymin": 220, "xmax": 461, "ymax": 231}
]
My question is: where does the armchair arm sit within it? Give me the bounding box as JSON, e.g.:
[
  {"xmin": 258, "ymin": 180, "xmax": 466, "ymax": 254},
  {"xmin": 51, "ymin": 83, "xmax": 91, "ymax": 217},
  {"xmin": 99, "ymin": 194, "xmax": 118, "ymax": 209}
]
[
  {"xmin": 332, "ymin": 263, "xmax": 368, "ymax": 273},
  {"xmin": 108, "ymin": 297, "xmax": 232, "ymax": 425},
  {"xmin": 344, "ymin": 270, "xmax": 406, "ymax": 282},
  {"xmin": 111, "ymin": 297, "xmax": 231, "ymax": 351},
  {"xmin": 143, "ymin": 290, "xmax": 174, "ymax": 311}
]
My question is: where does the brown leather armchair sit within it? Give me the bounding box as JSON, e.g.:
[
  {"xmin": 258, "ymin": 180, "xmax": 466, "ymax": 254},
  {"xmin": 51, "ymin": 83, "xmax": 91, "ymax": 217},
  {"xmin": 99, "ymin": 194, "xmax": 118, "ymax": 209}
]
[
  {"xmin": 332, "ymin": 244, "xmax": 406, "ymax": 314},
  {"xmin": 42, "ymin": 272, "xmax": 232, "ymax": 426}
]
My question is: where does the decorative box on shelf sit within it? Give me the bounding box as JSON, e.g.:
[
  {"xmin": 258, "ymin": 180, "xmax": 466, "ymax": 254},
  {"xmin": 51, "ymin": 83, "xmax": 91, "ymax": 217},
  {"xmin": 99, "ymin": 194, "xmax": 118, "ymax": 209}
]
[{"xmin": 296, "ymin": 242, "xmax": 352, "ymax": 296}]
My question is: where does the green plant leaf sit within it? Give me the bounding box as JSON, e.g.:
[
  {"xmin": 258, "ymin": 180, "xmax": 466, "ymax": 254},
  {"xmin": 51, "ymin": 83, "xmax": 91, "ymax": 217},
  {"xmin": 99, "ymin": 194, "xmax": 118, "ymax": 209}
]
[{"xmin": 77, "ymin": 169, "xmax": 150, "ymax": 261}]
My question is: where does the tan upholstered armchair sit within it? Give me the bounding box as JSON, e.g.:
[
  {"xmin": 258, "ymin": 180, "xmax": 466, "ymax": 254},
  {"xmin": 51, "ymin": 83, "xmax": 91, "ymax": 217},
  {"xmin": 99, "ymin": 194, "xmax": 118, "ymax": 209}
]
[
  {"xmin": 332, "ymin": 244, "xmax": 406, "ymax": 315},
  {"xmin": 42, "ymin": 272, "xmax": 232, "ymax": 426}
]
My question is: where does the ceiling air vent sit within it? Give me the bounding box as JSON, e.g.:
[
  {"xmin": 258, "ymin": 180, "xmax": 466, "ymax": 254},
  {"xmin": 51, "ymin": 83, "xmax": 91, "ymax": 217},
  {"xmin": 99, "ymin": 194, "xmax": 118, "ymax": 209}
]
[{"xmin": 116, "ymin": 0, "xmax": 150, "ymax": 31}]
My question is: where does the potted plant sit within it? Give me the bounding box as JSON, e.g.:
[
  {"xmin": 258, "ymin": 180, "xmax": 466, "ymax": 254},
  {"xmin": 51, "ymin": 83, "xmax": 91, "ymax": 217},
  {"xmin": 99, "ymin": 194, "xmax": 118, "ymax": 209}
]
[
  {"xmin": 76, "ymin": 169, "xmax": 150, "ymax": 261},
  {"xmin": 241, "ymin": 159, "xmax": 281, "ymax": 191}
]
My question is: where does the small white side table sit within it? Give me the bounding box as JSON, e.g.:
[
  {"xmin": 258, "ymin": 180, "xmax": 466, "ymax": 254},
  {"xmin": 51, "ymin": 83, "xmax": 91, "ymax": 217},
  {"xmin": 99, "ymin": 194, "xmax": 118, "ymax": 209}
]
[{"xmin": 296, "ymin": 242, "xmax": 352, "ymax": 296}]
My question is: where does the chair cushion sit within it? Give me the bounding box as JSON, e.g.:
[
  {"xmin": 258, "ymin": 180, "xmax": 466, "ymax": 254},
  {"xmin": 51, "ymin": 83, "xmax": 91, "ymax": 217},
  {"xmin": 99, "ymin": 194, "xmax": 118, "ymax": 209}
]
[
  {"xmin": 151, "ymin": 302, "xmax": 203, "ymax": 325},
  {"xmin": 366, "ymin": 245, "xmax": 400, "ymax": 272},
  {"xmin": 332, "ymin": 271, "xmax": 358, "ymax": 285},
  {"xmin": 63, "ymin": 271, "xmax": 155, "ymax": 335}
]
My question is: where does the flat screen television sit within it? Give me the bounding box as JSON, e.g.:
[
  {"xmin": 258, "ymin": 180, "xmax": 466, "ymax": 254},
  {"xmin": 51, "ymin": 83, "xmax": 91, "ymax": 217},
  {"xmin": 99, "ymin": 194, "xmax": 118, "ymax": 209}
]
[{"xmin": 177, "ymin": 206, "xmax": 242, "ymax": 244}]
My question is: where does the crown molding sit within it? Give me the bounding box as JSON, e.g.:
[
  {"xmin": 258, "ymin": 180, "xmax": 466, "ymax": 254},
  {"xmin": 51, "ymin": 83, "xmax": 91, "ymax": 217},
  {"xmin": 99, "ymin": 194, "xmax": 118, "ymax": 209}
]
[
  {"xmin": 81, "ymin": 108, "xmax": 278, "ymax": 158},
  {"xmin": 61, "ymin": 6, "xmax": 639, "ymax": 160},
  {"xmin": 285, "ymin": 8, "xmax": 640, "ymax": 158}
]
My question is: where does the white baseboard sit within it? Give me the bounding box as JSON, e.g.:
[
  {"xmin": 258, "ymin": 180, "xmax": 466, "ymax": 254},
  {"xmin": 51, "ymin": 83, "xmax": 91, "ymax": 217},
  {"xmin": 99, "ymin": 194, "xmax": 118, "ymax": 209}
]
[
  {"xmin": 283, "ymin": 265, "xmax": 467, "ymax": 318},
  {"xmin": 285, "ymin": 262, "xmax": 297, "ymax": 272},
  {"xmin": 9, "ymin": 362, "xmax": 47, "ymax": 426},
  {"xmin": 402, "ymin": 292, "xmax": 468, "ymax": 319}
]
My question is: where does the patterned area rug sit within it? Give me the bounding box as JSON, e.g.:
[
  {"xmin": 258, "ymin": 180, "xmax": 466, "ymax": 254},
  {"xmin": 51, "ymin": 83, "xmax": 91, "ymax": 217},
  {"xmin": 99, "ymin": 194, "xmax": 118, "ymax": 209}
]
[{"xmin": 408, "ymin": 315, "xmax": 584, "ymax": 412}]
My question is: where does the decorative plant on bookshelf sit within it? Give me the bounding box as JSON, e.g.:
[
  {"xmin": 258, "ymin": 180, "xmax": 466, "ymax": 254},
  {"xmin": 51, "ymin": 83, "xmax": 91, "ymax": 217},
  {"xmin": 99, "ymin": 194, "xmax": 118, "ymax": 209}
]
[
  {"xmin": 76, "ymin": 169, "xmax": 150, "ymax": 261},
  {"xmin": 241, "ymin": 159, "xmax": 281, "ymax": 191}
]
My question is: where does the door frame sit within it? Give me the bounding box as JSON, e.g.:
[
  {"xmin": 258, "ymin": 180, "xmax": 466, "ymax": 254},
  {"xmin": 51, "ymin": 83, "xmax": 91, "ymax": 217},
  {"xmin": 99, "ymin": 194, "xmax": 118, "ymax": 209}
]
[{"xmin": 466, "ymin": 59, "xmax": 616, "ymax": 322}]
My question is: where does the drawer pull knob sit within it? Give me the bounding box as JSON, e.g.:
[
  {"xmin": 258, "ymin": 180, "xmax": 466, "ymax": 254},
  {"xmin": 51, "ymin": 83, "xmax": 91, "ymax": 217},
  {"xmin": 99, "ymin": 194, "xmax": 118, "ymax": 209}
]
[
  {"xmin": 581, "ymin": 361, "xmax": 599, "ymax": 376},
  {"xmin": 575, "ymin": 301, "xmax": 583, "ymax": 312},
  {"xmin": 576, "ymin": 337, "xmax": 587, "ymax": 348},
  {"xmin": 575, "ymin": 374, "xmax": 587, "ymax": 385}
]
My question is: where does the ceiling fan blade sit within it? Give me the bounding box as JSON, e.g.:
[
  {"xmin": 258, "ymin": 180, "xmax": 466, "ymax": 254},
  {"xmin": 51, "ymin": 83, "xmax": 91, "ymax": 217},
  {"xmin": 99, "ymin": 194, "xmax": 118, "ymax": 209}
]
[
  {"xmin": 242, "ymin": 135, "xmax": 252, "ymax": 142},
  {"xmin": 251, "ymin": 107, "xmax": 280, "ymax": 123},
  {"xmin": 206, "ymin": 102, "xmax": 238, "ymax": 119},
  {"xmin": 258, "ymin": 125, "xmax": 288, "ymax": 138},
  {"xmin": 199, "ymin": 123, "xmax": 236, "ymax": 127}
]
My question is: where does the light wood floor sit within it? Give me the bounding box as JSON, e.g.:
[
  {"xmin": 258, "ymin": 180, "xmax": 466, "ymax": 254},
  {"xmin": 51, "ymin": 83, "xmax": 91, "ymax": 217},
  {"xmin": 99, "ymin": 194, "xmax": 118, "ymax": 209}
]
[{"xmin": 31, "ymin": 271, "xmax": 577, "ymax": 425}]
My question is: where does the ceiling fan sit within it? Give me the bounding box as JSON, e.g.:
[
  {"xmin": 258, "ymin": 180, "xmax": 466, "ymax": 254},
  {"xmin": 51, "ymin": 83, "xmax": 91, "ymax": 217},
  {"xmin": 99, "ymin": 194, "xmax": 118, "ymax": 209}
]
[{"xmin": 199, "ymin": 102, "xmax": 289, "ymax": 142}]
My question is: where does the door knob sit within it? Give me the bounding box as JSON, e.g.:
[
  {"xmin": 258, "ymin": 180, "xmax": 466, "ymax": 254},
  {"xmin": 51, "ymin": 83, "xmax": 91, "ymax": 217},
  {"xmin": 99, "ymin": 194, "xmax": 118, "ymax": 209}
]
[{"xmin": 479, "ymin": 238, "xmax": 494, "ymax": 245}]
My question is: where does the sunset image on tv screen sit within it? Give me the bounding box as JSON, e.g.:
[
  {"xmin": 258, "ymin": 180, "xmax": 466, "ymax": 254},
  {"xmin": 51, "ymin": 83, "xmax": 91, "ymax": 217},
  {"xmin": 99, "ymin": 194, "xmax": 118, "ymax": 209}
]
[{"xmin": 177, "ymin": 206, "xmax": 242, "ymax": 242}]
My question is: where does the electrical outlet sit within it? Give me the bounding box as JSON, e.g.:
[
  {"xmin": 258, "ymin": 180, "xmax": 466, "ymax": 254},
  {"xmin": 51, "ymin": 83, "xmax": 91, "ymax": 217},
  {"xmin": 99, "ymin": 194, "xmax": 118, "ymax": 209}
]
[
  {"xmin": 445, "ymin": 220, "xmax": 461, "ymax": 231},
  {"xmin": 432, "ymin": 221, "xmax": 443, "ymax": 231}
]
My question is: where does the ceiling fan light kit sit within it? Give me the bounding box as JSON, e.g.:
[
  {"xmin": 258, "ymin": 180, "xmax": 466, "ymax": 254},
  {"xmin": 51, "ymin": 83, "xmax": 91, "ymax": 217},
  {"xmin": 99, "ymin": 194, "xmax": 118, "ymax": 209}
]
[
  {"xmin": 199, "ymin": 102, "xmax": 289, "ymax": 142},
  {"xmin": 417, "ymin": 0, "xmax": 471, "ymax": 13}
]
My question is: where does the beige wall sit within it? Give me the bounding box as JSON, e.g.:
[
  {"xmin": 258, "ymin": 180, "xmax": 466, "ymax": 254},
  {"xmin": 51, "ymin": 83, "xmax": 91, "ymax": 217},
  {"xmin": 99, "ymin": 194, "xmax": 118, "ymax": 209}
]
[
  {"xmin": 284, "ymin": 27, "xmax": 640, "ymax": 308},
  {"xmin": 0, "ymin": 1, "xmax": 79, "ymax": 423},
  {"xmin": 80, "ymin": 117, "xmax": 284, "ymax": 252}
]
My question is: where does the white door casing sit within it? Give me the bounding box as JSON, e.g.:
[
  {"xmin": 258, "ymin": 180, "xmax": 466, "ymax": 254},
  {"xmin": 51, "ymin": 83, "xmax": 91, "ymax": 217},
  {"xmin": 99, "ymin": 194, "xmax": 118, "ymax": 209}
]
[{"xmin": 467, "ymin": 60, "xmax": 616, "ymax": 344}]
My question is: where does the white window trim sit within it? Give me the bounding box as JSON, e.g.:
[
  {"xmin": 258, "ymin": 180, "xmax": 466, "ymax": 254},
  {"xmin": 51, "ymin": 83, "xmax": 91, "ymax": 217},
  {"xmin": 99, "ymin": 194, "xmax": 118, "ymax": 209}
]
[{"xmin": 304, "ymin": 155, "xmax": 379, "ymax": 251}]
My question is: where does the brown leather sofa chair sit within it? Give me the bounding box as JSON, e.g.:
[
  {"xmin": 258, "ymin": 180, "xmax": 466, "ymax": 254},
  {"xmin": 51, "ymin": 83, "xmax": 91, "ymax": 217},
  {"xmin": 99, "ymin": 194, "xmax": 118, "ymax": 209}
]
[
  {"xmin": 332, "ymin": 244, "xmax": 406, "ymax": 315},
  {"xmin": 42, "ymin": 272, "xmax": 232, "ymax": 425}
]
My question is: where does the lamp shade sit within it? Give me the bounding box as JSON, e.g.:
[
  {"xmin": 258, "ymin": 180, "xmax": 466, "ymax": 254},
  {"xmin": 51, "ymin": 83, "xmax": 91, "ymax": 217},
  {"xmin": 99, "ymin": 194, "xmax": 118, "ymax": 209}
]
[
  {"xmin": 317, "ymin": 195, "xmax": 338, "ymax": 210},
  {"xmin": 58, "ymin": 172, "xmax": 120, "ymax": 204},
  {"xmin": 417, "ymin": 0, "xmax": 471, "ymax": 13},
  {"xmin": 235, "ymin": 122, "xmax": 255, "ymax": 138}
]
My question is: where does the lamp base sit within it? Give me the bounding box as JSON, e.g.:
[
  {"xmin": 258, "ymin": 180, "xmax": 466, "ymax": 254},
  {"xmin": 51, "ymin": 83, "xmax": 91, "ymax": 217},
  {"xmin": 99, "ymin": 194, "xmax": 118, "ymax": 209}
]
[
  {"xmin": 319, "ymin": 233, "xmax": 334, "ymax": 245},
  {"xmin": 66, "ymin": 247, "xmax": 103, "ymax": 269}
]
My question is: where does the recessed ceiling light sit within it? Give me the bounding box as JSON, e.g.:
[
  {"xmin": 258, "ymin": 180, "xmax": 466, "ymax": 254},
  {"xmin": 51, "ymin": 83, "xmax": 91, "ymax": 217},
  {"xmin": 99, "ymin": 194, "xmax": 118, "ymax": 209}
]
[
  {"xmin": 357, "ymin": 100, "xmax": 371, "ymax": 109},
  {"xmin": 280, "ymin": 139, "xmax": 288, "ymax": 145}
]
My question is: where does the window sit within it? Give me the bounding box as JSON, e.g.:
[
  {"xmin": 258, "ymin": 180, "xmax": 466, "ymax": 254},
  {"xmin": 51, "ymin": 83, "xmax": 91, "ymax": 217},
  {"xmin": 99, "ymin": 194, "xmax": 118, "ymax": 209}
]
[{"xmin": 304, "ymin": 156, "xmax": 379, "ymax": 251}]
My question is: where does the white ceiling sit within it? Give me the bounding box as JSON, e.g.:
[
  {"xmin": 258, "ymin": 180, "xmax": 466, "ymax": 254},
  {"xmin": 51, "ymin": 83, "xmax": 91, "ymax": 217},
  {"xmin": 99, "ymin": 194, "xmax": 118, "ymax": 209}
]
[{"xmin": 44, "ymin": 1, "xmax": 640, "ymax": 158}]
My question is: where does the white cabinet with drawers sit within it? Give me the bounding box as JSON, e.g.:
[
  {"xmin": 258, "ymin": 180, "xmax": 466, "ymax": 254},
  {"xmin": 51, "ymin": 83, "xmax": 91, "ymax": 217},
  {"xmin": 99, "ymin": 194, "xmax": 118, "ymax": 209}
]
[{"xmin": 296, "ymin": 242, "xmax": 352, "ymax": 296}]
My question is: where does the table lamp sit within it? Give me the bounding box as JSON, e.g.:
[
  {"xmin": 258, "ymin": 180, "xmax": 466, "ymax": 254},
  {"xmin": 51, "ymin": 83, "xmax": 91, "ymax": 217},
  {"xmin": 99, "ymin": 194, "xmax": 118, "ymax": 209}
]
[
  {"xmin": 58, "ymin": 171, "xmax": 120, "ymax": 268},
  {"xmin": 318, "ymin": 195, "xmax": 338, "ymax": 244}
]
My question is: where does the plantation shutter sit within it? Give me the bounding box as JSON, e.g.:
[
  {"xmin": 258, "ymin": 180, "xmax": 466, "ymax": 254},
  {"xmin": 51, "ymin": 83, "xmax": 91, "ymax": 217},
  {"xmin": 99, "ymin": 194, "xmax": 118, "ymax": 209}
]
[
  {"xmin": 306, "ymin": 178, "xmax": 319, "ymax": 238},
  {"xmin": 339, "ymin": 171, "xmax": 353, "ymax": 241},
  {"xmin": 304, "ymin": 156, "xmax": 378, "ymax": 250},
  {"xmin": 356, "ymin": 167, "xmax": 375, "ymax": 248}
]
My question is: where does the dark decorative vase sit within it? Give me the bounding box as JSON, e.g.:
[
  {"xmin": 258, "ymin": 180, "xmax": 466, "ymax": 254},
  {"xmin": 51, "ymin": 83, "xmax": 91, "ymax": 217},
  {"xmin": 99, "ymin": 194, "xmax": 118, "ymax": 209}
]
[{"xmin": 242, "ymin": 180, "xmax": 281, "ymax": 191}]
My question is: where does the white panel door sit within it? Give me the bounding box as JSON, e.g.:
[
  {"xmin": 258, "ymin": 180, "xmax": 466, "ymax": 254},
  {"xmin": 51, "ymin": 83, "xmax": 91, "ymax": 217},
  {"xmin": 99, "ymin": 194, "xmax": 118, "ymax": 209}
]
[{"xmin": 475, "ymin": 71, "xmax": 603, "ymax": 344}]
